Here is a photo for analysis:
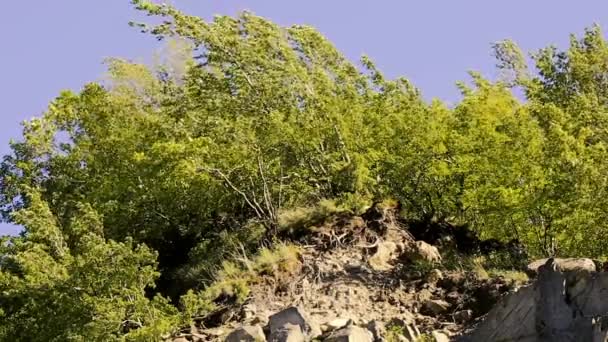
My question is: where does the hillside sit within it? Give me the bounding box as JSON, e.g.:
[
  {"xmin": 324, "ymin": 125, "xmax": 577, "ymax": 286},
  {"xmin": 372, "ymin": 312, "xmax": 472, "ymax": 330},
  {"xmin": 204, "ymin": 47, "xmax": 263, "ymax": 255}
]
[
  {"xmin": 4, "ymin": 1, "xmax": 608, "ymax": 341},
  {"xmin": 165, "ymin": 202, "xmax": 530, "ymax": 341}
]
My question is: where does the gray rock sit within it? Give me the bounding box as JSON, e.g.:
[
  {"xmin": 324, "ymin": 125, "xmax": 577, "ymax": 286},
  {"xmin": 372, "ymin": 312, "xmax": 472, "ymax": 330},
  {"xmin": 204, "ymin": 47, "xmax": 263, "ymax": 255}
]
[
  {"xmin": 325, "ymin": 325, "xmax": 374, "ymax": 342},
  {"xmin": 460, "ymin": 258, "xmax": 606, "ymax": 341},
  {"xmin": 457, "ymin": 285, "xmax": 536, "ymax": 341},
  {"xmin": 268, "ymin": 323, "xmax": 305, "ymax": 342},
  {"xmin": 225, "ymin": 325, "xmax": 265, "ymax": 342},
  {"xmin": 267, "ymin": 306, "xmax": 321, "ymax": 338}
]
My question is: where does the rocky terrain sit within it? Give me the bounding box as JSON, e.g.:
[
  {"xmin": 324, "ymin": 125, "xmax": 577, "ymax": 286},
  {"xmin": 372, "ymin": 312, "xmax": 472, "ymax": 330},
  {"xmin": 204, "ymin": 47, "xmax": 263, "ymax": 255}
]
[{"xmin": 165, "ymin": 203, "xmax": 538, "ymax": 341}]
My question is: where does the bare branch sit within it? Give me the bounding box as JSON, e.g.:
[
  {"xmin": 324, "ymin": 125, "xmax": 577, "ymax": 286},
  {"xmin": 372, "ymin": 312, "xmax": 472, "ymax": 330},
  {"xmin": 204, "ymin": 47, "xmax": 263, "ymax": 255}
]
[{"xmin": 199, "ymin": 167, "xmax": 263, "ymax": 219}]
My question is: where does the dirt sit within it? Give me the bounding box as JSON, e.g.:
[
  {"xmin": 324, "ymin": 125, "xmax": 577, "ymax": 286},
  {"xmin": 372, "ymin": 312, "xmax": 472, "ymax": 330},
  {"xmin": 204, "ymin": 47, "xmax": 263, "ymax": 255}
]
[{"xmin": 175, "ymin": 203, "xmax": 527, "ymax": 341}]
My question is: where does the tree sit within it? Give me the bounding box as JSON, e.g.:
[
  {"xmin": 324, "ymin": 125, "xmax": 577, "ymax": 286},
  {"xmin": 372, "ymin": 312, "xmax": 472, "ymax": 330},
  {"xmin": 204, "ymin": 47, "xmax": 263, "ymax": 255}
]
[{"xmin": 0, "ymin": 189, "xmax": 179, "ymax": 341}]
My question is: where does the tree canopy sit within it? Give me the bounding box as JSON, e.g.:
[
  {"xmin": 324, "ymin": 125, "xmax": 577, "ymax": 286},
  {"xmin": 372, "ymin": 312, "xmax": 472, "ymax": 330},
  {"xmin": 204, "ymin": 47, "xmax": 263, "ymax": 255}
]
[{"xmin": 2, "ymin": 1, "xmax": 608, "ymax": 340}]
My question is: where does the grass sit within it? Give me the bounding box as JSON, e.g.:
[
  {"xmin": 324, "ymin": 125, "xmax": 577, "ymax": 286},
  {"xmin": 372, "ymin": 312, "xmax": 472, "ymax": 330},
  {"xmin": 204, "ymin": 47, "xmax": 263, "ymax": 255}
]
[
  {"xmin": 441, "ymin": 248, "xmax": 529, "ymax": 283},
  {"xmin": 487, "ymin": 269, "xmax": 529, "ymax": 284},
  {"xmin": 385, "ymin": 323, "xmax": 405, "ymax": 342},
  {"xmin": 178, "ymin": 243, "xmax": 302, "ymax": 321},
  {"xmin": 277, "ymin": 199, "xmax": 343, "ymax": 233}
]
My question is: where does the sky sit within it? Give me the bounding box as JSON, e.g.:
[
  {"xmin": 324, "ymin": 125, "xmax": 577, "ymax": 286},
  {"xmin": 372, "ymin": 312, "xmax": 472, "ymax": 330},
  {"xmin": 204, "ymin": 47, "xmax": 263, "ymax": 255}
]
[{"xmin": 1, "ymin": 1, "xmax": 608, "ymax": 235}]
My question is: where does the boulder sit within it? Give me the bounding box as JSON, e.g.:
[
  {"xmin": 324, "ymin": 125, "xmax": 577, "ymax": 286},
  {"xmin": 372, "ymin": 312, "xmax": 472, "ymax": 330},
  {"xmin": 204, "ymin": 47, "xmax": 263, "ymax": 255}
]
[
  {"xmin": 368, "ymin": 241, "xmax": 399, "ymax": 271},
  {"xmin": 267, "ymin": 306, "xmax": 321, "ymax": 338},
  {"xmin": 527, "ymin": 258, "xmax": 595, "ymax": 276},
  {"xmin": 421, "ymin": 299, "xmax": 450, "ymax": 316},
  {"xmin": 325, "ymin": 325, "xmax": 374, "ymax": 342},
  {"xmin": 268, "ymin": 323, "xmax": 305, "ymax": 342},
  {"xmin": 225, "ymin": 325, "xmax": 265, "ymax": 342},
  {"xmin": 406, "ymin": 241, "xmax": 441, "ymax": 263}
]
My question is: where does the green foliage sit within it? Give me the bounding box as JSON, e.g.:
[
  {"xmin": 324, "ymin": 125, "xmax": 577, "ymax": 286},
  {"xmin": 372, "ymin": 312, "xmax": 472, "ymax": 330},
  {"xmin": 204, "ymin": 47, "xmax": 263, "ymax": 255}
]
[
  {"xmin": 385, "ymin": 323, "xmax": 406, "ymax": 342},
  {"xmin": 487, "ymin": 269, "xmax": 529, "ymax": 284},
  {"xmin": 0, "ymin": 190, "xmax": 179, "ymax": 341}
]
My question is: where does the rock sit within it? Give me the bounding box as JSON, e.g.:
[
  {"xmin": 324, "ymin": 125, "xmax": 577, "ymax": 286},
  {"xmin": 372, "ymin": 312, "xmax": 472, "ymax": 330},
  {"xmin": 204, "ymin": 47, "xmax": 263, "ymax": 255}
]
[
  {"xmin": 267, "ymin": 306, "xmax": 321, "ymax": 338},
  {"xmin": 431, "ymin": 330, "xmax": 450, "ymax": 342},
  {"xmin": 458, "ymin": 285, "xmax": 536, "ymax": 341},
  {"xmin": 225, "ymin": 325, "xmax": 265, "ymax": 342},
  {"xmin": 325, "ymin": 325, "xmax": 373, "ymax": 342},
  {"xmin": 527, "ymin": 258, "xmax": 596, "ymax": 276},
  {"xmin": 327, "ymin": 318, "xmax": 352, "ymax": 331},
  {"xmin": 453, "ymin": 309, "xmax": 473, "ymax": 324},
  {"xmin": 368, "ymin": 241, "xmax": 398, "ymax": 271},
  {"xmin": 422, "ymin": 299, "xmax": 450, "ymax": 316},
  {"xmin": 268, "ymin": 323, "xmax": 305, "ymax": 342},
  {"xmin": 426, "ymin": 269, "xmax": 443, "ymax": 285},
  {"xmin": 406, "ymin": 241, "xmax": 442, "ymax": 263},
  {"xmin": 402, "ymin": 324, "xmax": 420, "ymax": 341},
  {"xmin": 172, "ymin": 338, "xmax": 188, "ymax": 342},
  {"xmin": 366, "ymin": 320, "xmax": 386, "ymax": 341}
]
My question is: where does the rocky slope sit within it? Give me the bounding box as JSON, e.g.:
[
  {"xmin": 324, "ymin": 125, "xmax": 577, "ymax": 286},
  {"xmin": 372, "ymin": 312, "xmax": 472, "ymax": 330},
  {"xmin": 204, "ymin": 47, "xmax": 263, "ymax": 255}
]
[{"xmin": 168, "ymin": 203, "xmax": 531, "ymax": 341}]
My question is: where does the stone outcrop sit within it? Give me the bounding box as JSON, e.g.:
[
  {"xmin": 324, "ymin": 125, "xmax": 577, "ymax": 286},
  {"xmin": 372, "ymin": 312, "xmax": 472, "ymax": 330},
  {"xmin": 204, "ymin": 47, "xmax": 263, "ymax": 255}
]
[
  {"xmin": 460, "ymin": 258, "xmax": 608, "ymax": 341},
  {"xmin": 170, "ymin": 202, "xmax": 534, "ymax": 342}
]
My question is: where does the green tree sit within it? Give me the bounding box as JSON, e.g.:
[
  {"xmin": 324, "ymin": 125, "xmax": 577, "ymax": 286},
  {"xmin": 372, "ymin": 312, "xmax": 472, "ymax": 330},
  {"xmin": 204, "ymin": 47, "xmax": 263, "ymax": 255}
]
[{"xmin": 0, "ymin": 189, "xmax": 179, "ymax": 341}]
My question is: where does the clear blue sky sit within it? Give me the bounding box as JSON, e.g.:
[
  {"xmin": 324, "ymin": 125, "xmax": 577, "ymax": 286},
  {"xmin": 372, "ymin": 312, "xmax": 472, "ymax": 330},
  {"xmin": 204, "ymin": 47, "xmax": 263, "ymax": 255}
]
[{"xmin": 1, "ymin": 1, "xmax": 607, "ymax": 235}]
